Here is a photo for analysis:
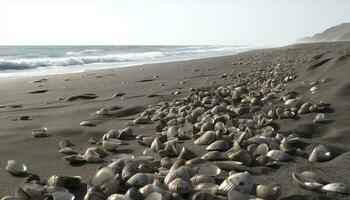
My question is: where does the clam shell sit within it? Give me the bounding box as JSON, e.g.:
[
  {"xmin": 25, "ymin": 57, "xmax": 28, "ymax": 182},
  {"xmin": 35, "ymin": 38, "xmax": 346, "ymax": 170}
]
[
  {"xmin": 96, "ymin": 108, "xmax": 110, "ymax": 115},
  {"xmin": 84, "ymin": 186, "xmax": 107, "ymax": 200},
  {"xmin": 19, "ymin": 183, "xmax": 45, "ymax": 200},
  {"xmin": 213, "ymin": 161, "xmax": 243, "ymax": 171},
  {"xmin": 228, "ymin": 150, "xmax": 253, "ymax": 166},
  {"xmin": 266, "ymin": 150, "xmax": 292, "ymax": 162},
  {"xmin": 32, "ymin": 128, "xmax": 49, "ymax": 138},
  {"xmin": 150, "ymin": 138, "xmax": 163, "ymax": 153},
  {"xmin": 58, "ymin": 140, "xmax": 74, "ymax": 149},
  {"xmin": 122, "ymin": 163, "xmax": 140, "ymax": 181},
  {"xmin": 254, "ymin": 143, "xmax": 269, "ymax": 156},
  {"xmin": 47, "ymin": 175, "xmax": 81, "ymax": 188},
  {"xmin": 194, "ymin": 131, "xmax": 216, "ymax": 145},
  {"xmin": 190, "ymin": 175, "xmax": 216, "ymax": 185},
  {"xmin": 206, "ymin": 140, "xmax": 231, "ymax": 151},
  {"xmin": 6, "ymin": 160, "xmax": 28, "ymax": 176},
  {"xmin": 102, "ymin": 140, "xmax": 119, "ymax": 151},
  {"xmin": 256, "ymin": 185, "xmax": 281, "ymax": 200},
  {"xmin": 107, "ymin": 194, "xmax": 132, "ymax": 200},
  {"xmin": 313, "ymin": 113, "xmax": 326, "ymax": 123},
  {"xmin": 177, "ymin": 146, "xmax": 197, "ymax": 160},
  {"xmin": 59, "ymin": 147, "xmax": 78, "ymax": 155},
  {"xmin": 125, "ymin": 187, "xmax": 143, "ymax": 200},
  {"xmin": 160, "ymin": 157, "xmax": 173, "ymax": 169},
  {"xmin": 194, "ymin": 183, "xmax": 219, "ymax": 193},
  {"xmin": 1, "ymin": 196, "xmax": 17, "ymax": 200},
  {"xmin": 52, "ymin": 191, "xmax": 75, "ymax": 200},
  {"xmin": 168, "ymin": 178, "xmax": 193, "ymax": 195},
  {"xmin": 217, "ymin": 172, "xmax": 254, "ymax": 195},
  {"xmin": 64, "ymin": 155, "xmax": 86, "ymax": 164},
  {"xmin": 308, "ymin": 144, "xmax": 333, "ymax": 162},
  {"xmin": 90, "ymin": 167, "xmax": 115, "ymax": 187},
  {"xmin": 126, "ymin": 173, "xmax": 154, "ymax": 187},
  {"xmin": 145, "ymin": 192, "xmax": 163, "ymax": 200},
  {"xmin": 292, "ymin": 172, "xmax": 324, "ymax": 191},
  {"xmin": 198, "ymin": 164, "xmax": 221, "ymax": 177},
  {"xmin": 185, "ymin": 157, "xmax": 207, "ymax": 167},
  {"xmin": 202, "ymin": 151, "xmax": 227, "ymax": 161},
  {"xmin": 134, "ymin": 117, "xmax": 149, "ymax": 124},
  {"xmin": 192, "ymin": 192, "xmax": 224, "ymax": 200},
  {"xmin": 322, "ymin": 183, "xmax": 350, "ymax": 194}
]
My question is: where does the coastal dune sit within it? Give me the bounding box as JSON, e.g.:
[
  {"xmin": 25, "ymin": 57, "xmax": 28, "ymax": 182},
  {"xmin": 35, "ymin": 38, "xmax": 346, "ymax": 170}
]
[{"xmin": 1, "ymin": 42, "xmax": 350, "ymax": 199}]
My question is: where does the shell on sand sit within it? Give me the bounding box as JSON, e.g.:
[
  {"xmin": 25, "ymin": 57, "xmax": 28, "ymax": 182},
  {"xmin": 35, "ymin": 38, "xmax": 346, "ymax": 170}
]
[
  {"xmin": 190, "ymin": 175, "xmax": 216, "ymax": 185},
  {"xmin": 84, "ymin": 186, "xmax": 107, "ymax": 200},
  {"xmin": 47, "ymin": 175, "xmax": 81, "ymax": 188},
  {"xmin": 102, "ymin": 140, "xmax": 119, "ymax": 151},
  {"xmin": 201, "ymin": 151, "xmax": 227, "ymax": 161},
  {"xmin": 256, "ymin": 184, "xmax": 281, "ymax": 200},
  {"xmin": 126, "ymin": 173, "xmax": 154, "ymax": 187},
  {"xmin": 292, "ymin": 172, "xmax": 324, "ymax": 191},
  {"xmin": 194, "ymin": 183, "xmax": 219, "ymax": 193},
  {"xmin": 322, "ymin": 183, "xmax": 350, "ymax": 194},
  {"xmin": 217, "ymin": 172, "xmax": 254, "ymax": 195},
  {"xmin": 32, "ymin": 128, "xmax": 49, "ymax": 138},
  {"xmin": 6, "ymin": 160, "xmax": 28, "ymax": 176},
  {"xmin": 308, "ymin": 144, "xmax": 334, "ymax": 162},
  {"xmin": 228, "ymin": 150, "xmax": 253, "ymax": 166},
  {"xmin": 213, "ymin": 161, "xmax": 243, "ymax": 171},
  {"xmin": 266, "ymin": 150, "xmax": 292, "ymax": 162},
  {"xmin": 79, "ymin": 121, "xmax": 96, "ymax": 127},
  {"xmin": 313, "ymin": 113, "xmax": 326, "ymax": 123}
]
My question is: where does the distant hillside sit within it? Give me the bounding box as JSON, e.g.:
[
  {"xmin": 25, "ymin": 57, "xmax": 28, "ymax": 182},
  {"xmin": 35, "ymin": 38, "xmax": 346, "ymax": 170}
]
[{"xmin": 298, "ymin": 23, "xmax": 350, "ymax": 43}]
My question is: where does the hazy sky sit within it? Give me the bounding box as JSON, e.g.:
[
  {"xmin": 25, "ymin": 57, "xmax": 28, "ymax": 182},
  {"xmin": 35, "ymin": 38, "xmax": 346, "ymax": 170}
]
[{"xmin": 0, "ymin": 0, "xmax": 349, "ymax": 45}]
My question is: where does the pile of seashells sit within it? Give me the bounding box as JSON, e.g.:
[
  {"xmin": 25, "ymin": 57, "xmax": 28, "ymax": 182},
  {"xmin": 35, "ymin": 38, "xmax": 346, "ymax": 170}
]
[{"xmin": 3, "ymin": 63, "xmax": 350, "ymax": 200}]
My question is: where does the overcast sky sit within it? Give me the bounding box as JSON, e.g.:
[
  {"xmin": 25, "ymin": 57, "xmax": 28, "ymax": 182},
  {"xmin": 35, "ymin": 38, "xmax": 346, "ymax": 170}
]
[{"xmin": 0, "ymin": 0, "xmax": 349, "ymax": 46}]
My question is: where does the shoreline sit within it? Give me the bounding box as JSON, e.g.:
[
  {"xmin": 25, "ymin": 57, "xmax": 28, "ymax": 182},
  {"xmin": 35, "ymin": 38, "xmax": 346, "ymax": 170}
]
[{"xmin": 1, "ymin": 42, "xmax": 350, "ymax": 199}]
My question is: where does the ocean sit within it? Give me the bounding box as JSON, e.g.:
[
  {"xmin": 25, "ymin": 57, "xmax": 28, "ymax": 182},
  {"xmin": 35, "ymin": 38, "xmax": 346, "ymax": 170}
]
[{"xmin": 0, "ymin": 45, "xmax": 253, "ymax": 77}]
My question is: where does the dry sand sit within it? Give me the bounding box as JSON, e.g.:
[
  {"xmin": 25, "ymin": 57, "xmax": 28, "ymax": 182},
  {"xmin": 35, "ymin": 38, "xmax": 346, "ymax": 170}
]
[{"xmin": 1, "ymin": 42, "xmax": 350, "ymax": 199}]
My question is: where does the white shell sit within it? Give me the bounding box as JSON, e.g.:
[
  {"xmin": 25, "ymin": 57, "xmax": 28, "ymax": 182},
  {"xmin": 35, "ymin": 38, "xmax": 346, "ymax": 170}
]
[
  {"xmin": 266, "ymin": 150, "xmax": 292, "ymax": 162},
  {"xmin": 308, "ymin": 144, "xmax": 333, "ymax": 162},
  {"xmin": 52, "ymin": 191, "xmax": 75, "ymax": 200},
  {"xmin": 198, "ymin": 164, "xmax": 221, "ymax": 177},
  {"xmin": 79, "ymin": 121, "xmax": 96, "ymax": 126},
  {"xmin": 322, "ymin": 183, "xmax": 350, "ymax": 194},
  {"xmin": 194, "ymin": 183, "xmax": 219, "ymax": 193},
  {"xmin": 313, "ymin": 113, "xmax": 325, "ymax": 123},
  {"xmin": 217, "ymin": 172, "xmax": 254, "ymax": 195},
  {"xmin": 5, "ymin": 160, "xmax": 27, "ymax": 176}
]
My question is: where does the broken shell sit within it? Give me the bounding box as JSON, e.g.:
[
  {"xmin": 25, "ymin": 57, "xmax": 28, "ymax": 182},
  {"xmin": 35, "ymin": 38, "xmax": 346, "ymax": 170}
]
[
  {"xmin": 32, "ymin": 128, "xmax": 49, "ymax": 138},
  {"xmin": 292, "ymin": 172, "xmax": 324, "ymax": 191},
  {"xmin": 6, "ymin": 160, "xmax": 28, "ymax": 176}
]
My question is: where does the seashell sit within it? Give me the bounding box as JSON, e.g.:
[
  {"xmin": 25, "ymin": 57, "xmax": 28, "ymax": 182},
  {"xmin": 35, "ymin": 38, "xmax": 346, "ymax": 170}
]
[
  {"xmin": 217, "ymin": 172, "xmax": 254, "ymax": 195},
  {"xmin": 177, "ymin": 146, "xmax": 197, "ymax": 160},
  {"xmin": 202, "ymin": 151, "xmax": 227, "ymax": 161},
  {"xmin": 52, "ymin": 191, "xmax": 75, "ymax": 200},
  {"xmin": 6, "ymin": 160, "xmax": 28, "ymax": 176},
  {"xmin": 19, "ymin": 183, "xmax": 45, "ymax": 200},
  {"xmin": 80, "ymin": 121, "xmax": 96, "ymax": 127},
  {"xmin": 58, "ymin": 140, "xmax": 74, "ymax": 149},
  {"xmin": 122, "ymin": 163, "xmax": 140, "ymax": 181},
  {"xmin": 310, "ymin": 86, "xmax": 318, "ymax": 92},
  {"xmin": 117, "ymin": 127, "xmax": 132, "ymax": 139},
  {"xmin": 192, "ymin": 192, "xmax": 224, "ymax": 200},
  {"xmin": 194, "ymin": 183, "xmax": 219, "ymax": 193},
  {"xmin": 1, "ymin": 196, "xmax": 17, "ymax": 200},
  {"xmin": 266, "ymin": 150, "xmax": 292, "ymax": 162},
  {"xmin": 126, "ymin": 173, "xmax": 154, "ymax": 187},
  {"xmin": 256, "ymin": 184, "xmax": 281, "ymax": 200},
  {"xmin": 59, "ymin": 147, "xmax": 78, "ymax": 155},
  {"xmin": 145, "ymin": 192, "xmax": 163, "ymax": 200},
  {"xmin": 254, "ymin": 143, "xmax": 269, "ymax": 156},
  {"xmin": 96, "ymin": 108, "xmax": 110, "ymax": 115},
  {"xmin": 164, "ymin": 166, "xmax": 193, "ymax": 184},
  {"xmin": 134, "ymin": 117, "xmax": 149, "ymax": 124},
  {"xmin": 47, "ymin": 175, "xmax": 81, "ymax": 188},
  {"xmin": 32, "ymin": 128, "xmax": 49, "ymax": 138},
  {"xmin": 228, "ymin": 150, "xmax": 253, "ymax": 166},
  {"xmin": 107, "ymin": 194, "xmax": 132, "ymax": 200},
  {"xmin": 213, "ymin": 161, "xmax": 243, "ymax": 171},
  {"xmin": 194, "ymin": 131, "xmax": 216, "ymax": 145},
  {"xmin": 168, "ymin": 178, "xmax": 193, "ymax": 195},
  {"xmin": 322, "ymin": 183, "xmax": 350, "ymax": 194},
  {"xmin": 64, "ymin": 155, "xmax": 86, "ymax": 164},
  {"xmin": 292, "ymin": 172, "xmax": 324, "ymax": 191},
  {"xmin": 160, "ymin": 157, "xmax": 173, "ymax": 169},
  {"xmin": 100, "ymin": 175, "xmax": 121, "ymax": 196},
  {"xmin": 228, "ymin": 190, "xmax": 254, "ymax": 200},
  {"xmin": 206, "ymin": 140, "xmax": 231, "ymax": 151},
  {"xmin": 169, "ymin": 158, "xmax": 186, "ymax": 171},
  {"xmin": 84, "ymin": 148, "xmax": 104, "ymax": 163},
  {"xmin": 308, "ymin": 144, "xmax": 334, "ymax": 162},
  {"xmin": 125, "ymin": 187, "xmax": 143, "ymax": 200},
  {"xmin": 44, "ymin": 186, "xmax": 69, "ymax": 194},
  {"xmin": 90, "ymin": 167, "xmax": 116, "ymax": 186},
  {"xmin": 102, "ymin": 140, "xmax": 119, "ymax": 151},
  {"xmin": 178, "ymin": 121, "xmax": 194, "ymax": 140},
  {"xmin": 300, "ymin": 171, "xmax": 327, "ymax": 184},
  {"xmin": 84, "ymin": 186, "xmax": 107, "ymax": 200},
  {"xmin": 190, "ymin": 175, "xmax": 216, "ymax": 185},
  {"xmin": 198, "ymin": 164, "xmax": 221, "ymax": 177},
  {"xmin": 150, "ymin": 138, "xmax": 163, "ymax": 153},
  {"xmin": 139, "ymin": 184, "xmax": 166, "ymax": 197},
  {"xmin": 137, "ymin": 136, "xmax": 156, "ymax": 147},
  {"xmin": 167, "ymin": 126, "xmax": 178, "ymax": 139},
  {"xmin": 313, "ymin": 113, "xmax": 326, "ymax": 123},
  {"xmin": 102, "ymin": 130, "xmax": 118, "ymax": 140},
  {"xmin": 185, "ymin": 157, "xmax": 207, "ymax": 167}
]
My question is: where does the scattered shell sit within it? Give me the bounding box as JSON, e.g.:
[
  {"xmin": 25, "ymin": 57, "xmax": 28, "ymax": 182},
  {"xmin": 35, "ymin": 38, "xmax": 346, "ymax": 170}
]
[
  {"xmin": 292, "ymin": 172, "xmax": 324, "ymax": 191},
  {"xmin": 52, "ymin": 191, "xmax": 75, "ymax": 200},
  {"xmin": 322, "ymin": 183, "xmax": 350, "ymax": 194},
  {"xmin": 168, "ymin": 178, "xmax": 193, "ymax": 195},
  {"xmin": 80, "ymin": 121, "xmax": 96, "ymax": 127},
  {"xmin": 84, "ymin": 186, "xmax": 107, "ymax": 200},
  {"xmin": 313, "ymin": 113, "xmax": 326, "ymax": 123},
  {"xmin": 308, "ymin": 144, "xmax": 334, "ymax": 162},
  {"xmin": 32, "ymin": 128, "xmax": 49, "ymax": 138},
  {"xmin": 266, "ymin": 150, "xmax": 292, "ymax": 162},
  {"xmin": 126, "ymin": 173, "xmax": 154, "ymax": 187},
  {"xmin": 256, "ymin": 184, "xmax": 281, "ymax": 200},
  {"xmin": 217, "ymin": 172, "xmax": 254, "ymax": 195},
  {"xmin": 6, "ymin": 160, "xmax": 28, "ymax": 176},
  {"xmin": 198, "ymin": 164, "xmax": 221, "ymax": 177},
  {"xmin": 190, "ymin": 175, "xmax": 216, "ymax": 185},
  {"xmin": 194, "ymin": 183, "xmax": 219, "ymax": 193},
  {"xmin": 206, "ymin": 140, "xmax": 231, "ymax": 151},
  {"xmin": 194, "ymin": 131, "xmax": 216, "ymax": 145},
  {"xmin": 47, "ymin": 175, "xmax": 81, "ymax": 188}
]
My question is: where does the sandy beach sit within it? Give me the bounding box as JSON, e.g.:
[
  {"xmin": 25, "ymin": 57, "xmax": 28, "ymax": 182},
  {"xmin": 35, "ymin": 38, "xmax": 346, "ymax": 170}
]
[{"xmin": 1, "ymin": 42, "xmax": 350, "ymax": 199}]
